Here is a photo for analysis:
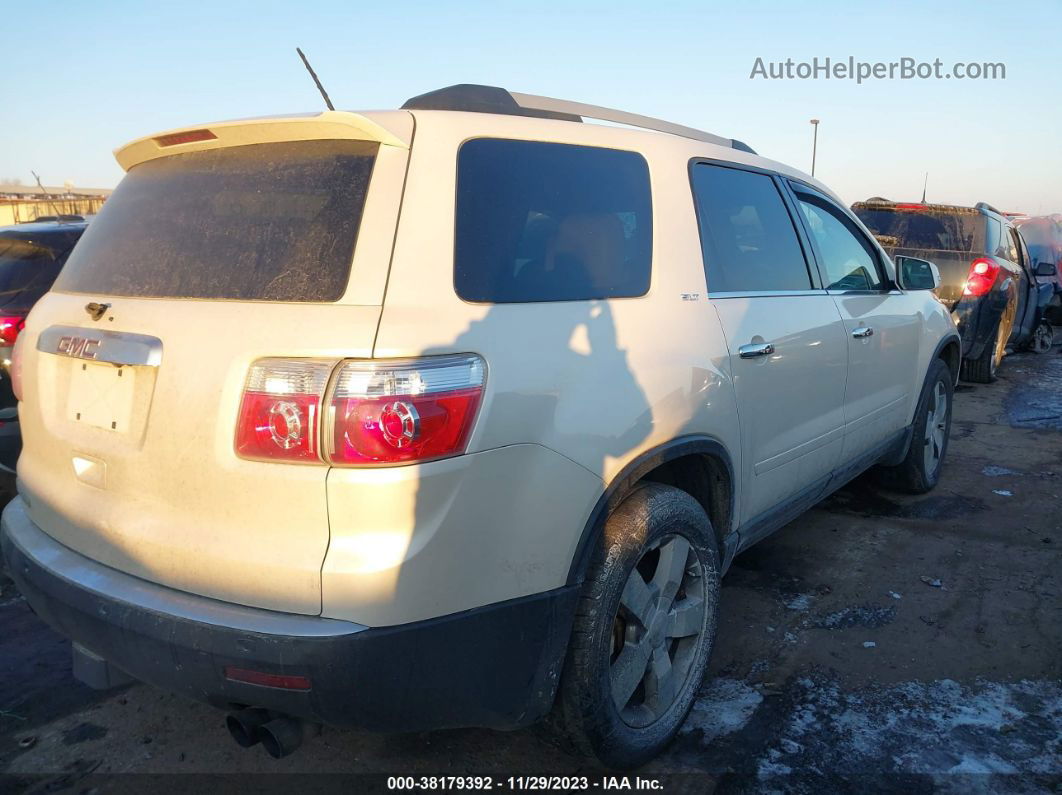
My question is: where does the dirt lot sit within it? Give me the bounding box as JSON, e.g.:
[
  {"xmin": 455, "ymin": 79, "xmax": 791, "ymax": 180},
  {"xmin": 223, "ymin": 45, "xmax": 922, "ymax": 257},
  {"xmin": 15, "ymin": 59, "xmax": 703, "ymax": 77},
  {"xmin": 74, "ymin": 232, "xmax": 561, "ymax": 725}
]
[{"xmin": 1, "ymin": 350, "xmax": 1059, "ymax": 794}]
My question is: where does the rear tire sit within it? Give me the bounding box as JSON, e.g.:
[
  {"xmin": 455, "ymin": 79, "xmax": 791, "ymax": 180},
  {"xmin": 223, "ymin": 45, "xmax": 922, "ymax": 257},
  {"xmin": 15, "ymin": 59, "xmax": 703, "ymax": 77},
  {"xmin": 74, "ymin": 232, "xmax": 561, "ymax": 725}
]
[
  {"xmin": 553, "ymin": 484, "xmax": 720, "ymax": 769},
  {"xmin": 960, "ymin": 321, "xmax": 1003, "ymax": 383},
  {"xmin": 876, "ymin": 359, "xmax": 953, "ymax": 494}
]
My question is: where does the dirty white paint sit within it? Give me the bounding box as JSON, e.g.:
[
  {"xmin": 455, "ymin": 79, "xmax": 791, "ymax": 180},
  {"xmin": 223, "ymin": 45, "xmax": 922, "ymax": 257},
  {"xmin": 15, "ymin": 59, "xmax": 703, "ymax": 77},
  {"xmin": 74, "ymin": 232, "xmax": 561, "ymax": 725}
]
[{"xmin": 993, "ymin": 489, "xmax": 1014, "ymax": 497}]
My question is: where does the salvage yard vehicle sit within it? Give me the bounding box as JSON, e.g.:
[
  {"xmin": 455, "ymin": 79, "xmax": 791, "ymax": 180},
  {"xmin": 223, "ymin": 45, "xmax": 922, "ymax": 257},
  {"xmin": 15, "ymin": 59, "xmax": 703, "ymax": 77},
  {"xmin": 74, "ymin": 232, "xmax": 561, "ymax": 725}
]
[
  {"xmin": 1014, "ymin": 214, "xmax": 1062, "ymax": 323},
  {"xmin": 0, "ymin": 85, "xmax": 960, "ymax": 768},
  {"xmin": 0, "ymin": 216, "xmax": 90, "ymax": 472},
  {"xmin": 853, "ymin": 199, "xmax": 1052, "ymax": 381}
]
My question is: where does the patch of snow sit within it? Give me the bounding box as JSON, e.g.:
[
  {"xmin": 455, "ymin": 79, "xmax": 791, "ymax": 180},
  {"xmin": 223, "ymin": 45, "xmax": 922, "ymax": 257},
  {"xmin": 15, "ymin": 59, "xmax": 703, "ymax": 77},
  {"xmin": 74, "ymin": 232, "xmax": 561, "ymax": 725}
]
[
  {"xmin": 982, "ymin": 465, "xmax": 1022, "ymax": 477},
  {"xmin": 889, "ymin": 591, "xmax": 902, "ymax": 600},
  {"xmin": 863, "ymin": 641, "xmax": 877, "ymax": 648},
  {"xmin": 992, "ymin": 489, "xmax": 1013, "ymax": 497},
  {"xmin": 753, "ymin": 678, "xmax": 1062, "ymax": 782},
  {"xmin": 815, "ymin": 605, "xmax": 896, "ymax": 629},
  {"xmin": 684, "ymin": 678, "xmax": 763, "ymax": 742},
  {"xmin": 784, "ymin": 593, "xmax": 813, "ymax": 611}
]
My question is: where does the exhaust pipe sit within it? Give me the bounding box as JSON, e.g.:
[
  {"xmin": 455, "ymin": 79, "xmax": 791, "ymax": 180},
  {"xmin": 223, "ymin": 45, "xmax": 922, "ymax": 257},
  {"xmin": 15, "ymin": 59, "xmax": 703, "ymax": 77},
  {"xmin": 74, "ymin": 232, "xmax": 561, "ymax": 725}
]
[
  {"xmin": 225, "ymin": 707, "xmax": 271, "ymax": 748},
  {"xmin": 258, "ymin": 717, "xmax": 304, "ymax": 759}
]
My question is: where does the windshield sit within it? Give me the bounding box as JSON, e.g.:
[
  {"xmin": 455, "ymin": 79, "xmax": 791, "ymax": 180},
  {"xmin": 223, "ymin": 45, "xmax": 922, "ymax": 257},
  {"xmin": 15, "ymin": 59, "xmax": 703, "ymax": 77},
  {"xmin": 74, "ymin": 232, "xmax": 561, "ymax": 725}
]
[
  {"xmin": 0, "ymin": 231, "xmax": 81, "ymax": 310},
  {"xmin": 55, "ymin": 140, "xmax": 378, "ymax": 302}
]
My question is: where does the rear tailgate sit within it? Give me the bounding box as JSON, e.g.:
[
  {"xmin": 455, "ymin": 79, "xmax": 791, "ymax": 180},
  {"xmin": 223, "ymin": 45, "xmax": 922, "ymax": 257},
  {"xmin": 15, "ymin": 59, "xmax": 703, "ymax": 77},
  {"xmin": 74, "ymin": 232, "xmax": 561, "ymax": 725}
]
[
  {"xmin": 888, "ymin": 246, "xmax": 973, "ymax": 306},
  {"xmin": 14, "ymin": 113, "xmax": 411, "ymax": 614},
  {"xmin": 853, "ymin": 204, "xmax": 986, "ymax": 307}
]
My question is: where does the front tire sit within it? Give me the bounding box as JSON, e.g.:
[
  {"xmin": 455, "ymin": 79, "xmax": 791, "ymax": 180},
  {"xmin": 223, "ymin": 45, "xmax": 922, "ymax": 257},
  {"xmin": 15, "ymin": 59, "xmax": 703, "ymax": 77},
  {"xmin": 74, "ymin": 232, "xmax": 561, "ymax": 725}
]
[
  {"xmin": 1027, "ymin": 319, "xmax": 1053, "ymax": 354},
  {"xmin": 554, "ymin": 484, "xmax": 720, "ymax": 769},
  {"xmin": 876, "ymin": 358, "xmax": 953, "ymax": 494}
]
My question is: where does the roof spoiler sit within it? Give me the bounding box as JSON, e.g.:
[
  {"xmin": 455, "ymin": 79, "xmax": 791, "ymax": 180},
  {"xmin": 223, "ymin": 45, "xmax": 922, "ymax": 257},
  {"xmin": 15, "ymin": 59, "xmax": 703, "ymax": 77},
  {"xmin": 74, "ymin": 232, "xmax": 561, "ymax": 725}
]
[
  {"xmin": 114, "ymin": 111, "xmax": 411, "ymax": 172},
  {"xmin": 402, "ymin": 84, "xmax": 756, "ymax": 153}
]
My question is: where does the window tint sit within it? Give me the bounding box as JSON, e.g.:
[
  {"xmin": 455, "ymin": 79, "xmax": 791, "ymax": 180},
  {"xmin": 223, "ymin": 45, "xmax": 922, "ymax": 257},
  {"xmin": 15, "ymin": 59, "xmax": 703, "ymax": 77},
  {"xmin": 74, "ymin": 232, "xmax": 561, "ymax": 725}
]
[
  {"xmin": 690, "ymin": 164, "xmax": 810, "ymax": 293},
  {"xmin": 797, "ymin": 196, "xmax": 885, "ymax": 291},
  {"xmin": 455, "ymin": 139, "xmax": 652, "ymax": 303},
  {"xmin": 56, "ymin": 140, "xmax": 376, "ymax": 302}
]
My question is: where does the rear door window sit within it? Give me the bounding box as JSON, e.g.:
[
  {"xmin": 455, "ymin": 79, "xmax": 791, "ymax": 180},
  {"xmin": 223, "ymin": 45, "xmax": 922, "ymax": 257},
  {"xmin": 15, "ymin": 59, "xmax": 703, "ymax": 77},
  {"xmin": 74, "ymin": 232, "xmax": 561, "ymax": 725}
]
[
  {"xmin": 690, "ymin": 164, "xmax": 811, "ymax": 293},
  {"xmin": 55, "ymin": 140, "xmax": 377, "ymax": 302},
  {"xmin": 454, "ymin": 139, "xmax": 652, "ymax": 303}
]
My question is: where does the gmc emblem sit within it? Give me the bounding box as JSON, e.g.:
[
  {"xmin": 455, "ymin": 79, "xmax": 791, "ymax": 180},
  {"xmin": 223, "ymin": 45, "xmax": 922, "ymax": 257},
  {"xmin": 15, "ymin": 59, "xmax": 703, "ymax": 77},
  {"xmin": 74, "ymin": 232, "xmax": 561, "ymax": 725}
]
[{"xmin": 57, "ymin": 336, "xmax": 102, "ymax": 360}]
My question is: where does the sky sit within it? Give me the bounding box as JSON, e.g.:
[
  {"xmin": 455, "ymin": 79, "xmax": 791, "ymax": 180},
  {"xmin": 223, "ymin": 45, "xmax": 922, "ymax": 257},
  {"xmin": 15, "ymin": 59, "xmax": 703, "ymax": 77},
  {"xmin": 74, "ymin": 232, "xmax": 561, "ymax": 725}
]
[{"xmin": 2, "ymin": 0, "xmax": 1059, "ymax": 213}]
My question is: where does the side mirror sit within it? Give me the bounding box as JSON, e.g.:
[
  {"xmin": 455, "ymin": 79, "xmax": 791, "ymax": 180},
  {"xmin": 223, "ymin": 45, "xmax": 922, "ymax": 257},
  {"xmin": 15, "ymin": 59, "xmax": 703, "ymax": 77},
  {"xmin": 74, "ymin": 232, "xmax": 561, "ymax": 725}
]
[
  {"xmin": 1036, "ymin": 261, "xmax": 1058, "ymax": 277},
  {"xmin": 896, "ymin": 255, "xmax": 940, "ymax": 291}
]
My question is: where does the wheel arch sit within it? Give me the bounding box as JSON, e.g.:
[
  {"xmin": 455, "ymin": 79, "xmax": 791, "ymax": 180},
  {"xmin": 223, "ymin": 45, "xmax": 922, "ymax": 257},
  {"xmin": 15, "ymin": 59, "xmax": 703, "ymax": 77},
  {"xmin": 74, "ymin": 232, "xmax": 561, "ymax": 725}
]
[
  {"xmin": 936, "ymin": 333, "xmax": 961, "ymax": 385},
  {"xmin": 565, "ymin": 435, "xmax": 735, "ymax": 586}
]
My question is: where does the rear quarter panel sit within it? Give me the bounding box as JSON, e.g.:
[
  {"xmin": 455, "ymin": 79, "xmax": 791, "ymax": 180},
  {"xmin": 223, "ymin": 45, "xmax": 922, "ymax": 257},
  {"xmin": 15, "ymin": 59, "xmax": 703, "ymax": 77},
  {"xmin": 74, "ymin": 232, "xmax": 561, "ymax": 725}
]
[{"xmin": 347, "ymin": 113, "xmax": 743, "ymax": 620}]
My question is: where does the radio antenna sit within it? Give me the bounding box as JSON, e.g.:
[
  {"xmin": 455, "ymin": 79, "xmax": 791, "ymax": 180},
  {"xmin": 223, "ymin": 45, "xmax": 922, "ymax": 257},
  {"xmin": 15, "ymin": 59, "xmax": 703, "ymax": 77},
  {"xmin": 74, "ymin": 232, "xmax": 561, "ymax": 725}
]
[
  {"xmin": 31, "ymin": 170, "xmax": 62, "ymax": 221},
  {"xmin": 296, "ymin": 47, "xmax": 335, "ymax": 111}
]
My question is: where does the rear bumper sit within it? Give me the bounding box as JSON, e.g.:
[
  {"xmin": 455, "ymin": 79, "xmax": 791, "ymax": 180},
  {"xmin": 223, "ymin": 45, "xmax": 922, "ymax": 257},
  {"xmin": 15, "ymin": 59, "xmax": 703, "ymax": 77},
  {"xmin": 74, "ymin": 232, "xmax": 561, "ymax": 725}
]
[
  {"xmin": 1, "ymin": 496, "xmax": 577, "ymax": 731},
  {"xmin": 951, "ymin": 293, "xmax": 1006, "ymax": 360}
]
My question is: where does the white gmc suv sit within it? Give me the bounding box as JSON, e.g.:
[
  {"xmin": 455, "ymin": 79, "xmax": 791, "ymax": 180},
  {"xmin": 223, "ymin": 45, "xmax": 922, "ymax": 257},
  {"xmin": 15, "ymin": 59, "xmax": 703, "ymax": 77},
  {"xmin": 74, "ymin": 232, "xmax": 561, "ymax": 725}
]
[{"xmin": 0, "ymin": 85, "xmax": 959, "ymax": 768}]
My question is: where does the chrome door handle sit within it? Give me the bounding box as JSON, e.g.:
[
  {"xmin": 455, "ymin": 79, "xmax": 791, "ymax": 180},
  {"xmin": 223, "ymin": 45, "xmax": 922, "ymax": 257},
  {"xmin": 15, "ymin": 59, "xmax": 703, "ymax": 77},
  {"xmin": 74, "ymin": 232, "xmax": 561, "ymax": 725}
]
[
  {"xmin": 852, "ymin": 327, "xmax": 874, "ymax": 338},
  {"xmin": 738, "ymin": 342, "xmax": 775, "ymax": 359}
]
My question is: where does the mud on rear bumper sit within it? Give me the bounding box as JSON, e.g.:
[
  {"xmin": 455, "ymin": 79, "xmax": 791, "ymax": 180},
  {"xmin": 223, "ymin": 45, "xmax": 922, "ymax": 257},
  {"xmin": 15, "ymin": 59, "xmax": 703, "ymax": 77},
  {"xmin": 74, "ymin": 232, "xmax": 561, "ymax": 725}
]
[{"xmin": 0, "ymin": 496, "xmax": 577, "ymax": 731}]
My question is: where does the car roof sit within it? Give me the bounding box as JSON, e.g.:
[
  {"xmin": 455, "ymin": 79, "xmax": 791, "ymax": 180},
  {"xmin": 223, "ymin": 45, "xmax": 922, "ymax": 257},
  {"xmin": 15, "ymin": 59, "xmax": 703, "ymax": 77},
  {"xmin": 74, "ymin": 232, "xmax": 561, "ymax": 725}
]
[{"xmin": 118, "ymin": 86, "xmax": 841, "ymax": 205}]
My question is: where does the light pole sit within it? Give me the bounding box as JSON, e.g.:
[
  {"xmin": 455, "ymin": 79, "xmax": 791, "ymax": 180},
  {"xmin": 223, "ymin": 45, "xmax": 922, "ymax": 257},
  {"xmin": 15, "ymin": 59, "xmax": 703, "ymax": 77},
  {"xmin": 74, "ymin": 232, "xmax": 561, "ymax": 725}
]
[{"xmin": 809, "ymin": 119, "xmax": 820, "ymax": 177}]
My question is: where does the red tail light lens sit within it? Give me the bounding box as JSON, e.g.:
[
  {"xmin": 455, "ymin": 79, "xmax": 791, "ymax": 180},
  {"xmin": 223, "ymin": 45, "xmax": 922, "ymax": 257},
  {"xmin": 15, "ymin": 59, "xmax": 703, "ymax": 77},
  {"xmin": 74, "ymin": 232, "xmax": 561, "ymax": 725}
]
[
  {"xmin": 235, "ymin": 359, "xmax": 334, "ymax": 463},
  {"xmin": 963, "ymin": 258, "xmax": 1000, "ymax": 297},
  {"xmin": 327, "ymin": 354, "xmax": 485, "ymax": 466},
  {"xmin": 0, "ymin": 316, "xmax": 25, "ymax": 346}
]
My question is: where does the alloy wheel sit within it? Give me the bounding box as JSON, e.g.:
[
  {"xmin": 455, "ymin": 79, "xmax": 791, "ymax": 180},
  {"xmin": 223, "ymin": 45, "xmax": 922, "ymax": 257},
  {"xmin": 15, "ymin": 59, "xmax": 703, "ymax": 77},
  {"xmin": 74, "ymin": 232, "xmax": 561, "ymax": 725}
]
[
  {"xmin": 609, "ymin": 534, "xmax": 706, "ymax": 728},
  {"xmin": 1033, "ymin": 322, "xmax": 1053, "ymax": 354},
  {"xmin": 923, "ymin": 381, "xmax": 949, "ymax": 475}
]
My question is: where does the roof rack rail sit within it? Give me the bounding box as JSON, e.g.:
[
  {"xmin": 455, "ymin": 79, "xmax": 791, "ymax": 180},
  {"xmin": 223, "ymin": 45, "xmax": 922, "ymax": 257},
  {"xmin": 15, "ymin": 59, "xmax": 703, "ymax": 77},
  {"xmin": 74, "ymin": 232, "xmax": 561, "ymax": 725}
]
[
  {"xmin": 401, "ymin": 84, "xmax": 756, "ymax": 154},
  {"xmin": 975, "ymin": 201, "xmax": 1003, "ymax": 216}
]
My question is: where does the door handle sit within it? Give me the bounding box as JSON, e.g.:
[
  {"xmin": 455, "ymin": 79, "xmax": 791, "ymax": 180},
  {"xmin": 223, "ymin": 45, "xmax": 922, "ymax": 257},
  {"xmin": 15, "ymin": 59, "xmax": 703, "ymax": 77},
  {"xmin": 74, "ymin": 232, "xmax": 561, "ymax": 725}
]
[
  {"xmin": 852, "ymin": 326, "xmax": 874, "ymax": 339},
  {"xmin": 738, "ymin": 342, "xmax": 775, "ymax": 359}
]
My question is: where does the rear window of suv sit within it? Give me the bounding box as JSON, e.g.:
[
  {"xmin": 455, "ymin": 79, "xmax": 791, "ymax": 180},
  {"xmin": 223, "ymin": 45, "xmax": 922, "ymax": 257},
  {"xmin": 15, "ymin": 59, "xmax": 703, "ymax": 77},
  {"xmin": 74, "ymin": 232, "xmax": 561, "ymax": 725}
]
[
  {"xmin": 852, "ymin": 205, "xmax": 985, "ymax": 254},
  {"xmin": 55, "ymin": 140, "xmax": 377, "ymax": 302},
  {"xmin": 454, "ymin": 139, "xmax": 652, "ymax": 303}
]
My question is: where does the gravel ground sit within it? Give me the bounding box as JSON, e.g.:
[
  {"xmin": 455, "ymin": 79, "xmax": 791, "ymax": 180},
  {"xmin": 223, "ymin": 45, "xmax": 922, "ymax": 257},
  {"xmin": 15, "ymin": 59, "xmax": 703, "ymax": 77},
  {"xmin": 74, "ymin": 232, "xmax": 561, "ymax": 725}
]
[{"xmin": 1, "ymin": 349, "xmax": 1060, "ymax": 794}]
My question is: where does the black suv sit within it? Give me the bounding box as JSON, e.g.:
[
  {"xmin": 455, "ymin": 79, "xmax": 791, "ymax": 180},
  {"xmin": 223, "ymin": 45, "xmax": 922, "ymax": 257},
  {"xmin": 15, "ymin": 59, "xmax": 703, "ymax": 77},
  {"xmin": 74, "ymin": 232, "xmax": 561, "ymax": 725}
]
[
  {"xmin": 0, "ymin": 216, "xmax": 90, "ymax": 470},
  {"xmin": 852, "ymin": 199, "xmax": 1054, "ymax": 382}
]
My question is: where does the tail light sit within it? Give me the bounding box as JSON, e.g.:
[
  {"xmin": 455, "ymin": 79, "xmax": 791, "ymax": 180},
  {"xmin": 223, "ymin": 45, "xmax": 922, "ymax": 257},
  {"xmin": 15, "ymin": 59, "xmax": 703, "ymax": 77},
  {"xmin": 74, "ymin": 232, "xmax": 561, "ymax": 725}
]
[
  {"xmin": 234, "ymin": 354, "xmax": 486, "ymax": 466},
  {"xmin": 963, "ymin": 258, "xmax": 1000, "ymax": 297},
  {"xmin": 235, "ymin": 359, "xmax": 334, "ymax": 463},
  {"xmin": 327, "ymin": 354, "xmax": 485, "ymax": 466},
  {"xmin": 0, "ymin": 316, "xmax": 25, "ymax": 346}
]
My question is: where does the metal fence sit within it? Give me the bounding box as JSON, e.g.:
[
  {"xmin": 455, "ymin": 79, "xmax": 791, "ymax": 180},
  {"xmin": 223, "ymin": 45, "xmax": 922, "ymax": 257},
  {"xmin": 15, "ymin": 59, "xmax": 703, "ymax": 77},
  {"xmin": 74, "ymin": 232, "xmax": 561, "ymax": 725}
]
[{"xmin": 0, "ymin": 196, "xmax": 107, "ymax": 227}]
